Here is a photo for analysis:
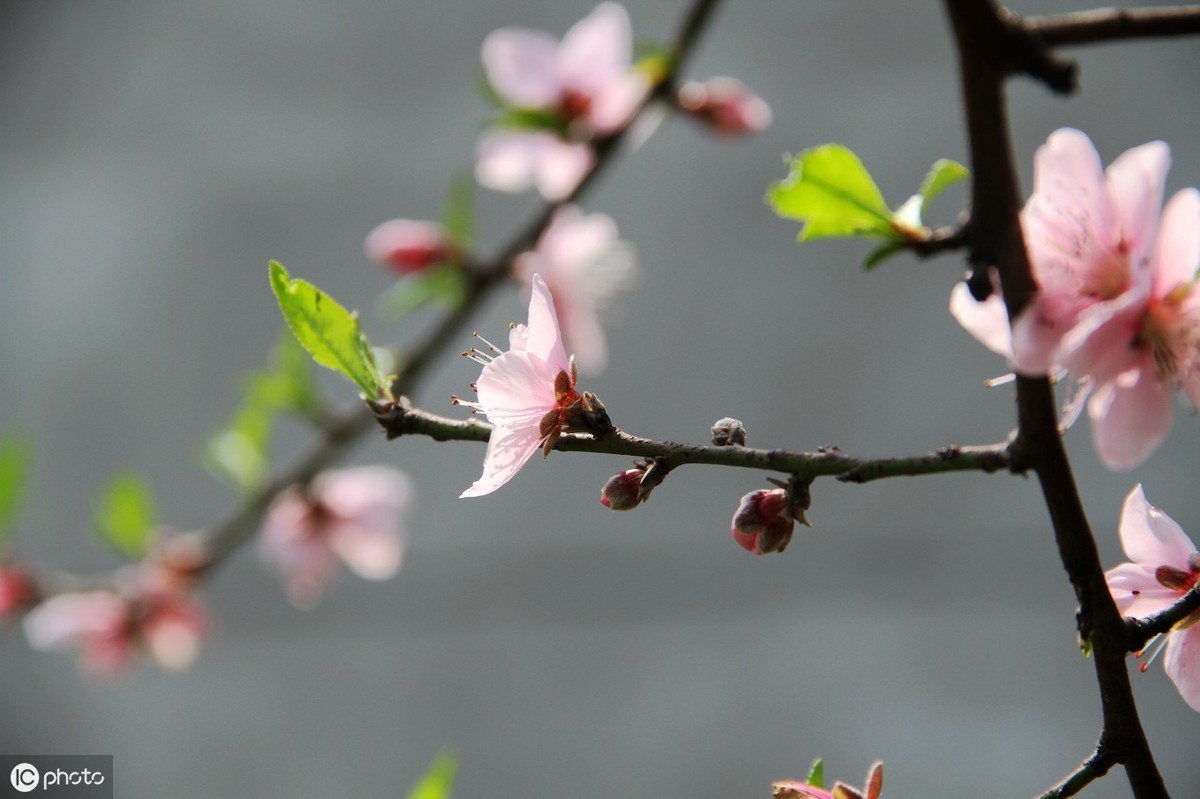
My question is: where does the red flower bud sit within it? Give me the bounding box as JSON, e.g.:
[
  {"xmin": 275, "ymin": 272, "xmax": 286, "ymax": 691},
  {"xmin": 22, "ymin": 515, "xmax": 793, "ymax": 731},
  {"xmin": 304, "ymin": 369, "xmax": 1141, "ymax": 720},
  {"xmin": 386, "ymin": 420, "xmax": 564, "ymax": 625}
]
[
  {"xmin": 731, "ymin": 488, "xmax": 794, "ymax": 554},
  {"xmin": 0, "ymin": 564, "xmax": 36, "ymax": 618},
  {"xmin": 601, "ymin": 468, "xmax": 645, "ymax": 511},
  {"xmin": 364, "ymin": 219, "xmax": 454, "ymax": 274},
  {"xmin": 677, "ymin": 77, "xmax": 772, "ymax": 137}
]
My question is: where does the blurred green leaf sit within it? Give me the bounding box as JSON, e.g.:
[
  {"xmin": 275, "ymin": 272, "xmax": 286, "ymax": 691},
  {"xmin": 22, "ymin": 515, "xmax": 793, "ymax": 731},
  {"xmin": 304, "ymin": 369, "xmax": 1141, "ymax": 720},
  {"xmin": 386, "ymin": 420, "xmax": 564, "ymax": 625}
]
[
  {"xmin": 406, "ymin": 752, "xmax": 456, "ymax": 799},
  {"xmin": 492, "ymin": 107, "xmax": 564, "ymax": 134},
  {"xmin": 918, "ymin": 158, "xmax": 969, "ymax": 221},
  {"xmin": 379, "ymin": 264, "xmax": 469, "ymax": 320},
  {"xmin": 269, "ymin": 261, "xmax": 388, "ymax": 399},
  {"xmin": 94, "ymin": 472, "xmax": 156, "ymax": 559},
  {"xmin": 806, "ymin": 758, "xmax": 825, "ymax": 790},
  {"xmin": 768, "ymin": 144, "xmax": 896, "ymax": 242},
  {"xmin": 0, "ymin": 434, "xmax": 31, "ymax": 545},
  {"xmin": 271, "ymin": 333, "xmax": 322, "ymax": 416},
  {"xmin": 863, "ymin": 241, "xmax": 907, "ymax": 270},
  {"xmin": 441, "ymin": 175, "xmax": 475, "ymax": 250}
]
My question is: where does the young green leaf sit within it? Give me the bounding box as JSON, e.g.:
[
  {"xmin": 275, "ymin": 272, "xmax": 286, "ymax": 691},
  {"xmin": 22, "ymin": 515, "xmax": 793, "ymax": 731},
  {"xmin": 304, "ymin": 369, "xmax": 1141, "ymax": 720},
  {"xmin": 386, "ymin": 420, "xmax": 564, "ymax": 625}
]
[
  {"xmin": 806, "ymin": 758, "xmax": 825, "ymax": 790},
  {"xmin": 918, "ymin": 158, "xmax": 969, "ymax": 220},
  {"xmin": 94, "ymin": 472, "xmax": 156, "ymax": 559},
  {"xmin": 269, "ymin": 261, "xmax": 388, "ymax": 399},
  {"xmin": 0, "ymin": 433, "xmax": 31, "ymax": 545},
  {"xmin": 271, "ymin": 333, "xmax": 322, "ymax": 417},
  {"xmin": 768, "ymin": 144, "xmax": 897, "ymax": 242},
  {"xmin": 406, "ymin": 752, "xmax": 456, "ymax": 799}
]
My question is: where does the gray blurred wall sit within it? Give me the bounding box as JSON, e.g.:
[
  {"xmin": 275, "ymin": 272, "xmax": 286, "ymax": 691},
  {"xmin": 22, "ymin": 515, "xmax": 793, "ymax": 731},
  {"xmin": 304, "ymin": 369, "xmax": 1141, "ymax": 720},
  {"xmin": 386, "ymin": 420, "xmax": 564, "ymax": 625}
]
[{"xmin": 1, "ymin": 1, "xmax": 1198, "ymax": 797}]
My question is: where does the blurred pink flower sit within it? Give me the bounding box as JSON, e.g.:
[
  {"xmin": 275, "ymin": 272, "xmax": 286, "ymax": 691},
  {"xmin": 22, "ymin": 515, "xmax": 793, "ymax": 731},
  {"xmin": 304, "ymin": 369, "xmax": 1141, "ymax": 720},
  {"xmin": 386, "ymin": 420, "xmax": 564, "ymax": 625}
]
[
  {"xmin": 514, "ymin": 206, "xmax": 636, "ymax": 375},
  {"xmin": 677, "ymin": 77, "xmax": 772, "ymax": 136},
  {"xmin": 476, "ymin": 3, "xmax": 648, "ymax": 199},
  {"xmin": 0, "ymin": 564, "xmax": 36, "ymax": 619},
  {"xmin": 260, "ymin": 466, "xmax": 412, "ymax": 608},
  {"xmin": 1105, "ymin": 485, "xmax": 1200, "ymax": 711},
  {"xmin": 456, "ymin": 273, "xmax": 583, "ymax": 497},
  {"xmin": 23, "ymin": 589, "xmax": 206, "ymax": 675},
  {"xmin": 364, "ymin": 219, "xmax": 455, "ymax": 274}
]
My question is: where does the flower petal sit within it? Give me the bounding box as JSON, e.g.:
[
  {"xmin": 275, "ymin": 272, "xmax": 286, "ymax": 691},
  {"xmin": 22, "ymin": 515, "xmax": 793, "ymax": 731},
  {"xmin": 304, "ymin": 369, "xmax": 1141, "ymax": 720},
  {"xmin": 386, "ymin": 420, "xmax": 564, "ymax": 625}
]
[
  {"xmin": 949, "ymin": 282, "xmax": 1013, "ymax": 359},
  {"xmin": 533, "ymin": 136, "xmax": 593, "ymax": 201},
  {"xmin": 1105, "ymin": 140, "xmax": 1169, "ymax": 273},
  {"xmin": 1088, "ymin": 368, "xmax": 1174, "ymax": 471},
  {"xmin": 1118, "ymin": 484, "xmax": 1197, "ymax": 568},
  {"xmin": 460, "ymin": 423, "xmax": 546, "ymax": 498},
  {"xmin": 475, "ymin": 131, "xmax": 539, "ymax": 194},
  {"xmin": 524, "ymin": 275, "xmax": 570, "ymax": 374},
  {"xmin": 1057, "ymin": 290, "xmax": 1146, "ymax": 386},
  {"xmin": 329, "ymin": 521, "xmax": 405, "ymax": 581},
  {"xmin": 481, "ymin": 27, "xmax": 561, "ymax": 108},
  {"xmin": 557, "ymin": 2, "xmax": 631, "ymax": 97},
  {"xmin": 1152, "ymin": 188, "xmax": 1200, "ymax": 299},
  {"xmin": 23, "ymin": 592, "xmax": 127, "ymax": 652},
  {"xmin": 1106, "ymin": 562, "xmax": 1178, "ymax": 617},
  {"xmin": 1163, "ymin": 626, "xmax": 1200, "ymax": 712}
]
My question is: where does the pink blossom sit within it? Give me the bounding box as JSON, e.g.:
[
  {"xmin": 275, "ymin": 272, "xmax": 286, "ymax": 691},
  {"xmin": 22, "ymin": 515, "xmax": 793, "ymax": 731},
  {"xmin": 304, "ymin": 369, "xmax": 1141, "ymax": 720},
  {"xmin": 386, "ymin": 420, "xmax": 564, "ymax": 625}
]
[
  {"xmin": 0, "ymin": 564, "xmax": 36, "ymax": 618},
  {"xmin": 260, "ymin": 466, "xmax": 412, "ymax": 607},
  {"xmin": 514, "ymin": 206, "xmax": 637, "ymax": 375},
  {"xmin": 476, "ymin": 3, "xmax": 648, "ymax": 199},
  {"xmin": 456, "ymin": 273, "xmax": 594, "ymax": 497},
  {"xmin": 952, "ymin": 129, "xmax": 1170, "ymax": 372},
  {"xmin": 951, "ymin": 129, "xmax": 1199, "ymax": 470},
  {"xmin": 677, "ymin": 77, "xmax": 772, "ymax": 136},
  {"xmin": 22, "ymin": 590, "xmax": 207, "ymax": 674},
  {"xmin": 1105, "ymin": 485, "xmax": 1200, "ymax": 711},
  {"xmin": 364, "ymin": 219, "xmax": 454, "ymax": 274}
]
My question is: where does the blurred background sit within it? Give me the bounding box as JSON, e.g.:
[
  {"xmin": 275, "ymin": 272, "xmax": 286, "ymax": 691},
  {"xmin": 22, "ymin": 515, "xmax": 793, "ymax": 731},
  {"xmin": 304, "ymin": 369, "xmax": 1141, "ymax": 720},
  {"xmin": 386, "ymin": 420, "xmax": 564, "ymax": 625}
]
[{"xmin": 1, "ymin": 0, "xmax": 1198, "ymax": 796}]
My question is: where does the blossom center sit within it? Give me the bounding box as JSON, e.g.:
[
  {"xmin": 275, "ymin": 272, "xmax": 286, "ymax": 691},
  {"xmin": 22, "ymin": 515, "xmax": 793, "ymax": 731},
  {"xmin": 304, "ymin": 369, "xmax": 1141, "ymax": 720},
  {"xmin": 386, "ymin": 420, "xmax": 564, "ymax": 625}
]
[
  {"xmin": 1082, "ymin": 240, "xmax": 1131, "ymax": 301},
  {"xmin": 1138, "ymin": 281, "xmax": 1198, "ymax": 379}
]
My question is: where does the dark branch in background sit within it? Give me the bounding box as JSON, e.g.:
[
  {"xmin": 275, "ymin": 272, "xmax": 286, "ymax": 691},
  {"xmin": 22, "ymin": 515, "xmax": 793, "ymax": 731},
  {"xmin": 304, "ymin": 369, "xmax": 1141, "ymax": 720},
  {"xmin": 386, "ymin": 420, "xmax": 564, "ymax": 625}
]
[
  {"xmin": 196, "ymin": 0, "xmax": 726, "ymax": 578},
  {"xmin": 375, "ymin": 403, "xmax": 1015, "ymax": 483},
  {"xmin": 1028, "ymin": 5, "xmax": 1200, "ymax": 47},
  {"xmin": 943, "ymin": 1, "xmax": 1169, "ymax": 796},
  {"xmin": 1038, "ymin": 746, "xmax": 1115, "ymax": 799}
]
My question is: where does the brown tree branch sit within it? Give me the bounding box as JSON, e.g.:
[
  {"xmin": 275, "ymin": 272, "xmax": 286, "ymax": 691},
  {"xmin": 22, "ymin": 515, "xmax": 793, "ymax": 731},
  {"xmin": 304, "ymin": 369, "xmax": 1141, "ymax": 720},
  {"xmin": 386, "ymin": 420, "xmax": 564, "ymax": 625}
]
[{"xmin": 1027, "ymin": 6, "xmax": 1200, "ymax": 47}]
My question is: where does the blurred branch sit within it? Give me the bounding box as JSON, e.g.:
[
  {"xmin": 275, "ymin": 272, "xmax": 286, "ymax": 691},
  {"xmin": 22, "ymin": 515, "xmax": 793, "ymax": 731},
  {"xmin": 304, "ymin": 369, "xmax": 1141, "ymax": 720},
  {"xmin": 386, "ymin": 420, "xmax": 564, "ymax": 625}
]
[
  {"xmin": 942, "ymin": 1, "xmax": 1167, "ymax": 796},
  {"xmin": 1027, "ymin": 6, "xmax": 1200, "ymax": 47},
  {"xmin": 378, "ymin": 404, "xmax": 1014, "ymax": 483}
]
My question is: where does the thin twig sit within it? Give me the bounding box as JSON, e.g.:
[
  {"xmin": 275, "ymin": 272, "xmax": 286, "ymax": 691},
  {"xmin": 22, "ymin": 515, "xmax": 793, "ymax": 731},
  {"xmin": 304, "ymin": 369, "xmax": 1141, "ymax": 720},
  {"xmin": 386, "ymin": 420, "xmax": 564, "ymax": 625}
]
[
  {"xmin": 1126, "ymin": 588, "xmax": 1200, "ymax": 652},
  {"xmin": 1037, "ymin": 745, "xmax": 1114, "ymax": 799},
  {"xmin": 1028, "ymin": 6, "xmax": 1200, "ymax": 47}
]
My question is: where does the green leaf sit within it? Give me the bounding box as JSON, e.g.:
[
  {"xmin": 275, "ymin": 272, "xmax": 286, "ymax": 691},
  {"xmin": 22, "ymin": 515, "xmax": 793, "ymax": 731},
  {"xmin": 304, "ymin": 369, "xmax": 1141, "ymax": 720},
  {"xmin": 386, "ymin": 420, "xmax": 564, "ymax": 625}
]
[
  {"xmin": 271, "ymin": 333, "xmax": 322, "ymax": 417},
  {"xmin": 863, "ymin": 241, "xmax": 907, "ymax": 270},
  {"xmin": 918, "ymin": 158, "xmax": 969, "ymax": 220},
  {"xmin": 492, "ymin": 106, "xmax": 564, "ymax": 134},
  {"xmin": 806, "ymin": 758, "xmax": 825, "ymax": 790},
  {"xmin": 441, "ymin": 175, "xmax": 475, "ymax": 250},
  {"xmin": 406, "ymin": 752, "xmax": 456, "ymax": 799},
  {"xmin": 768, "ymin": 144, "xmax": 897, "ymax": 242},
  {"xmin": 94, "ymin": 472, "xmax": 156, "ymax": 559},
  {"xmin": 378, "ymin": 263, "xmax": 469, "ymax": 320},
  {"xmin": 0, "ymin": 434, "xmax": 31, "ymax": 545},
  {"xmin": 269, "ymin": 261, "xmax": 388, "ymax": 399}
]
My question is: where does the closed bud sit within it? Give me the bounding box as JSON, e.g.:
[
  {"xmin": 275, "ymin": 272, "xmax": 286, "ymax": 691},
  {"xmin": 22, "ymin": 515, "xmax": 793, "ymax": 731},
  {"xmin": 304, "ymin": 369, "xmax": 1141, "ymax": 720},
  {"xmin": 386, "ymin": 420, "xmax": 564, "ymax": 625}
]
[
  {"xmin": 731, "ymin": 488, "xmax": 794, "ymax": 554},
  {"xmin": 601, "ymin": 468, "xmax": 645, "ymax": 511},
  {"xmin": 364, "ymin": 219, "xmax": 455, "ymax": 274},
  {"xmin": 710, "ymin": 416, "xmax": 747, "ymax": 446},
  {"xmin": 677, "ymin": 77, "xmax": 772, "ymax": 137},
  {"xmin": 0, "ymin": 564, "xmax": 37, "ymax": 618}
]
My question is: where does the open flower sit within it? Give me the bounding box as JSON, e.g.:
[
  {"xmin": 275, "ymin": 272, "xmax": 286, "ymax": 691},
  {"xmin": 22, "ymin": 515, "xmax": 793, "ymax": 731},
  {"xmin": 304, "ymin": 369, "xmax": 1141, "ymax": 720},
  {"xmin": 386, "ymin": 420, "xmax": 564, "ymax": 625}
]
[
  {"xmin": 23, "ymin": 589, "xmax": 206, "ymax": 675},
  {"xmin": 952, "ymin": 129, "xmax": 1199, "ymax": 470},
  {"xmin": 260, "ymin": 466, "xmax": 412, "ymax": 608},
  {"xmin": 455, "ymin": 273, "xmax": 607, "ymax": 497},
  {"xmin": 475, "ymin": 3, "xmax": 647, "ymax": 199},
  {"xmin": 1105, "ymin": 485, "xmax": 1200, "ymax": 711},
  {"xmin": 514, "ymin": 205, "xmax": 637, "ymax": 375}
]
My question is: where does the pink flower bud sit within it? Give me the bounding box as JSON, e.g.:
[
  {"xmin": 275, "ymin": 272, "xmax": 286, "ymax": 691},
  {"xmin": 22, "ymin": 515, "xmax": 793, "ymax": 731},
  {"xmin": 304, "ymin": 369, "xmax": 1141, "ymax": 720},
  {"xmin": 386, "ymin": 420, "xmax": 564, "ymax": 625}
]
[
  {"xmin": 731, "ymin": 488, "xmax": 794, "ymax": 554},
  {"xmin": 677, "ymin": 77, "xmax": 772, "ymax": 137},
  {"xmin": 601, "ymin": 468, "xmax": 644, "ymax": 510},
  {"xmin": 364, "ymin": 219, "xmax": 453, "ymax": 274}
]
